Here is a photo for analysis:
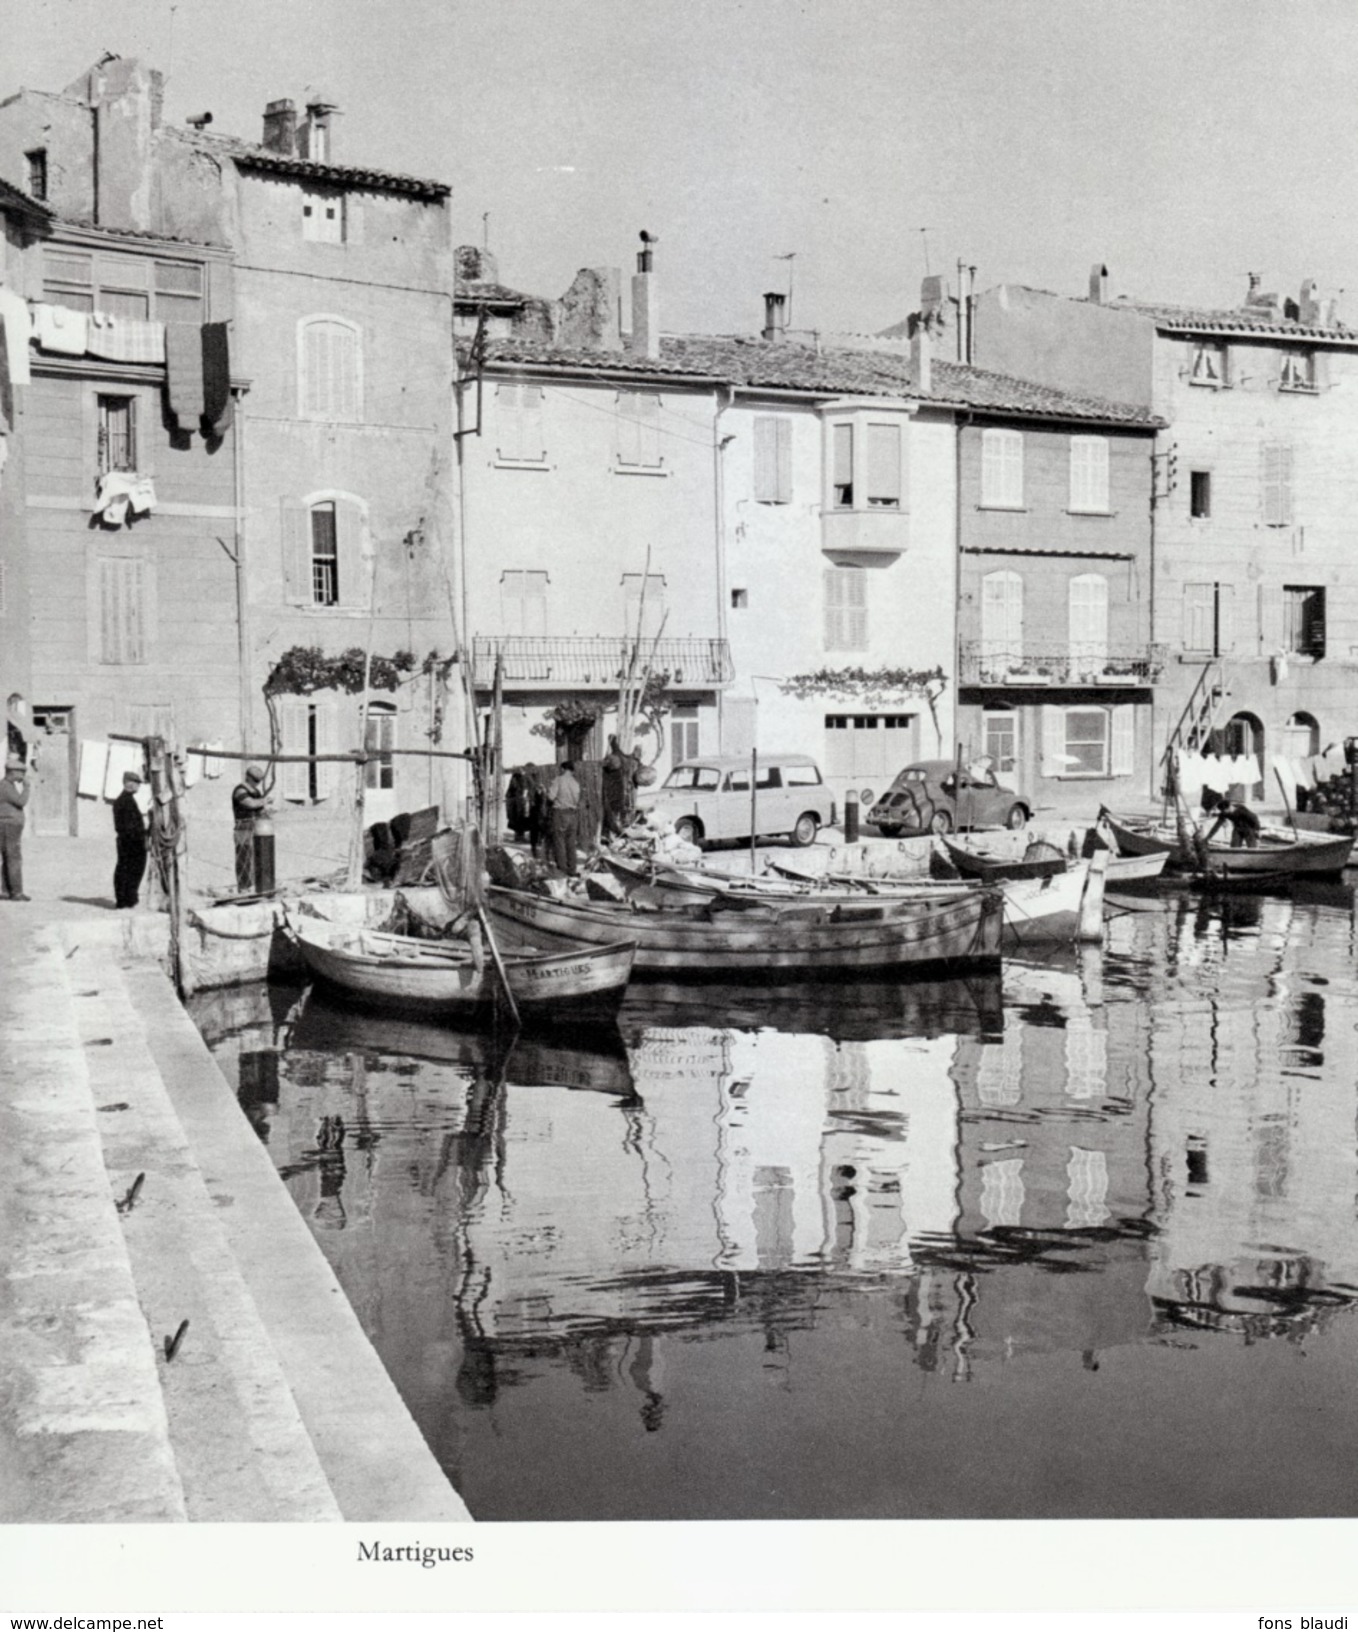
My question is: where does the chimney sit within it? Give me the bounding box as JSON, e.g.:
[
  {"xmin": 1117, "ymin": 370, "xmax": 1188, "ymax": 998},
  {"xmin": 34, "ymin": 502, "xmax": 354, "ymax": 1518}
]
[
  {"xmin": 456, "ymin": 244, "xmax": 501, "ymax": 286},
  {"xmin": 557, "ymin": 266, "xmax": 623, "ymax": 351},
  {"xmin": 911, "ymin": 324, "xmax": 932, "ymax": 395},
  {"xmin": 301, "ymin": 97, "xmax": 340, "ymax": 163},
  {"xmin": 762, "ymin": 291, "xmax": 787, "ymax": 342},
  {"xmin": 1299, "ymin": 279, "xmax": 1322, "ymax": 326},
  {"xmin": 630, "ymin": 230, "xmax": 660, "ymax": 360},
  {"xmin": 262, "ymin": 98, "xmax": 297, "ymax": 155},
  {"xmin": 1089, "ymin": 263, "xmax": 1110, "ymax": 304},
  {"xmin": 919, "ymin": 274, "xmax": 948, "ymax": 324}
]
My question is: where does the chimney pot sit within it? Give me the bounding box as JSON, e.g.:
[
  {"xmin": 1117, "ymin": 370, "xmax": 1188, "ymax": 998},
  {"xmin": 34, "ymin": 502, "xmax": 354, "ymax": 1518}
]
[
  {"xmin": 262, "ymin": 98, "xmax": 297, "ymax": 155},
  {"xmin": 1089, "ymin": 263, "xmax": 1110, "ymax": 304},
  {"xmin": 911, "ymin": 325, "xmax": 932, "ymax": 395},
  {"xmin": 630, "ymin": 231, "xmax": 660, "ymax": 359},
  {"xmin": 762, "ymin": 291, "xmax": 787, "ymax": 342}
]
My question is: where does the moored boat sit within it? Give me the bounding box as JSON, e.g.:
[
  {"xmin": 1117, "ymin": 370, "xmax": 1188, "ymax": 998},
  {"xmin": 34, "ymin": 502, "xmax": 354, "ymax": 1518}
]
[
  {"xmin": 1100, "ymin": 808, "xmax": 1353, "ymax": 878},
  {"xmin": 940, "ymin": 833, "xmax": 1067, "ymax": 882},
  {"xmin": 487, "ymin": 879, "xmax": 1003, "ymax": 977},
  {"xmin": 1002, "ymin": 853, "xmax": 1107, "ymax": 946},
  {"xmin": 289, "ymin": 915, "xmax": 636, "ymax": 1021}
]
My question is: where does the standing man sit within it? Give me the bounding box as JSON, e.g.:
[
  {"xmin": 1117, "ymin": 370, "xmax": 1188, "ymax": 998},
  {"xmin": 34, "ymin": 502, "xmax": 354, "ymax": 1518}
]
[
  {"xmin": 0, "ymin": 755, "xmax": 30, "ymax": 900},
  {"xmin": 547, "ymin": 759, "xmax": 581, "ymax": 877},
  {"xmin": 601, "ymin": 735, "xmax": 630, "ymax": 841},
  {"xmin": 232, "ymin": 764, "xmax": 269, "ymax": 892},
  {"xmin": 112, "ymin": 770, "xmax": 149, "ymax": 909}
]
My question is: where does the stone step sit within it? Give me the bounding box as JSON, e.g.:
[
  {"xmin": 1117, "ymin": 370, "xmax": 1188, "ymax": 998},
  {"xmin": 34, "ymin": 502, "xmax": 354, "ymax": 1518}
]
[
  {"xmin": 0, "ymin": 930, "xmax": 186, "ymax": 1523},
  {"xmin": 65, "ymin": 942, "xmax": 342, "ymax": 1523}
]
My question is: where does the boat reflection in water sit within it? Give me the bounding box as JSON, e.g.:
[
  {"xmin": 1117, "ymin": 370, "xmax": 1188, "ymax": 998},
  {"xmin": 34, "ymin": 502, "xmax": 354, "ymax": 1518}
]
[{"xmin": 195, "ymin": 889, "xmax": 1358, "ymax": 1519}]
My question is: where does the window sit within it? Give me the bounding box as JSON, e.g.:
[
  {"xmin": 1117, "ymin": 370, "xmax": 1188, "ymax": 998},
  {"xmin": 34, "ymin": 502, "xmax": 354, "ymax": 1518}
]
[
  {"xmin": 42, "ymin": 248, "xmax": 205, "ymax": 324},
  {"xmin": 824, "ymin": 566, "xmax": 867, "ymax": 651},
  {"xmin": 784, "ymin": 763, "xmax": 823, "ymax": 787},
  {"xmin": 1279, "ymin": 351, "xmax": 1316, "ymax": 392},
  {"xmin": 984, "ymin": 708, "xmax": 1017, "ymax": 775},
  {"xmin": 1190, "ymin": 342, "xmax": 1228, "ymax": 387},
  {"xmin": 310, "ymin": 503, "xmax": 339, "ymax": 606},
  {"xmin": 25, "ymin": 149, "xmax": 47, "ymax": 201},
  {"xmin": 1262, "ymin": 444, "xmax": 1293, "ymax": 526},
  {"xmin": 980, "ymin": 429, "xmax": 1023, "ymax": 508},
  {"xmin": 496, "ymin": 384, "xmax": 546, "ymax": 463},
  {"xmin": 153, "ymin": 261, "xmax": 206, "ymax": 326},
  {"xmin": 98, "ymin": 556, "xmax": 148, "ymax": 664},
  {"xmin": 832, "ymin": 423, "xmax": 853, "ymax": 507},
  {"xmin": 1065, "ymin": 709, "xmax": 1109, "ymax": 775},
  {"xmin": 1283, "ymin": 585, "xmax": 1325, "ymax": 657},
  {"xmin": 98, "ymin": 396, "xmax": 137, "ymax": 474},
  {"xmin": 670, "ymin": 703, "xmax": 699, "ymax": 765},
  {"xmin": 1190, "ymin": 470, "xmax": 1212, "ymax": 518},
  {"xmin": 980, "ymin": 571, "xmax": 1024, "ymax": 668},
  {"xmin": 299, "ymin": 318, "xmax": 361, "ymax": 421},
  {"xmin": 753, "ymin": 416, "xmax": 793, "ymax": 503},
  {"xmin": 1183, "ymin": 582, "xmax": 1235, "ymax": 655},
  {"xmin": 865, "ymin": 423, "xmax": 902, "ymax": 507},
  {"xmin": 616, "ymin": 391, "xmax": 661, "ymax": 468},
  {"xmin": 622, "ymin": 573, "xmax": 666, "ymax": 639},
  {"xmin": 1043, "ymin": 703, "xmax": 1134, "ymax": 778},
  {"xmin": 501, "ymin": 570, "xmax": 548, "ymax": 636},
  {"xmin": 364, "ymin": 702, "xmax": 396, "ymax": 790},
  {"xmin": 278, "ymin": 697, "xmax": 338, "ymax": 802},
  {"xmin": 731, "ymin": 588, "xmax": 748, "ymax": 610},
  {"xmin": 301, "ymin": 189, "xmax": 344, "ymax": 243},
  {"xmin": 1068, "ymin": 574, "xmax": 1109, "ymax": 672},
  {"xmin": 726, "ymin": 765, "xmax": 781, "ymax": 792},
  {"xmin": 1069, "ymin": 436, "xmax": 1110, "ymax": 513}
]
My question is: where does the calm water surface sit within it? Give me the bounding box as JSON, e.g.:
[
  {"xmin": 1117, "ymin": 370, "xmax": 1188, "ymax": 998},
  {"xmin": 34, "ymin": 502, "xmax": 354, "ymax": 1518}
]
[{"xmin": 193, "ymin": 884, "xmax": 1358, "ymax": 1520}]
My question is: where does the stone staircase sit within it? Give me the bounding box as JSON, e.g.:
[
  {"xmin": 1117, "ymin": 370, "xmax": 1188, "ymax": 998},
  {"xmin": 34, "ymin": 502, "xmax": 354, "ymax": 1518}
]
[{"xmin": 0, "ymin": 920, "xmax": 470, "ymax": 1524}]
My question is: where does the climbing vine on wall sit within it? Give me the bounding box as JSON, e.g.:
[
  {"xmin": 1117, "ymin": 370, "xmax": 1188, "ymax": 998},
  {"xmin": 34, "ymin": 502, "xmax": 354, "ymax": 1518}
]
[
  {"xmin": 782, "ymin": 665, "xmax": 950, "ymax": 754},
  {"xmin": 263, "ymin": 646, "xmax": 419, "ymax": 697}
]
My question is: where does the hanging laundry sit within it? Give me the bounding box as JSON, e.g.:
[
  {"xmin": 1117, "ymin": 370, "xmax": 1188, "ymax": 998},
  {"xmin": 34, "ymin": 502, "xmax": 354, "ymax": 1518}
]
[
  {"xmin": 203, "ymin": 740, "xmax": 225, "ymax": 778},
  {"xmin": 87, "ymin": 312, "xmax": 165, "ymax": 364},
  {"xmin": 31, "ymin": 302, "xmax": 88, "ymax": 356},
  {"xmin": 0, "ymin": 286, "xmax": 31, "ymax": 385},
  {"xmin": 183, "ymin": 746, "xmax": 205, "ymax": 788},
  {"xmin": 103, "ymin": 741, "xmax": 144, "ymax": 800},
  {"xmin": 92, "ymin": 471, "xmax": 156, "ymax": 526},
  {"xmin": 78, "ymin": 740, "xmax": 109, "ymax": 799},
  {"xmin": 1271, "ymin": 754, "xmax": 1298, "ymax": 813},
  {"xmin": 165, "ymin": 320, "xmax": 205, "ymax": 428},
  {"xmin": 201, "ymin": 321, "xmax": 232, "ymax": 437}
]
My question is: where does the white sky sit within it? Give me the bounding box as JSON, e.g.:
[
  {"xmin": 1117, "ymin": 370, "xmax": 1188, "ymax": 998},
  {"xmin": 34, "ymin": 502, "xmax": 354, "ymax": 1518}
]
[{"xmin": 4, "ymin": 0, "xmax": 1358, "ymax": 336}]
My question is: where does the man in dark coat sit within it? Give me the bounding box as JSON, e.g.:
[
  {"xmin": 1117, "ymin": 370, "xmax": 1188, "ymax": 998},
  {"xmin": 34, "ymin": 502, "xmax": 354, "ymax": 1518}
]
[
  {"xmin": 232, "ymin": 764, "xmax": 269, "ymax": 891},
  {"xmin": 0, "ymin": 755, "xmax": 30, "ymax": 900},
  {"xmin": 601, "ymin": 735, "xmax": 635, "ymax": 841},
  {"xmin": 112, "ymin": 771, "xmax": 149, "ymax": 908}
]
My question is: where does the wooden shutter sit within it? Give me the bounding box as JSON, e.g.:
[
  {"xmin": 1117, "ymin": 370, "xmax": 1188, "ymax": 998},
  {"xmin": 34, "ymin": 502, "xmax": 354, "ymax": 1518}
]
[
  {"xmin": 1262, "ymin": 444, "xmax": 1292, "ymax": 526},
  {"xmin": 316, "ymin": 697, "xmax": 340, "ymax": 799},
  {"xmin": 1110, "ymin": 704, "xmax": 1135, "ymax": 776},
  {"xmin": 278, "ymin": 697, "xmax": 310, "ymax": 801},
  {"xmin": 497, "ymin": 384, "xmax": 522, "ymax": 461},
  {"xmin": 824, "ymin": 567, "xmax": 866, "ymax": 650},
  {"xmin": 637, "ymin": 393, "xmax": 659, "ymax": 465},
  {"xmin": 832, "ymin": 423, "xmax": 853, "ymax": 498},
  {"xmin": 866, "ymin": 423, "xmax": 901, "ymax": 504},
  {"xmin": 1260, "ymin": 584, "xmax": 1285, "ymax": 653},
  {"xmin": 1069, "ymin": 574, "xmax": 1108, "ymax": 665},
  {"xmin": 1216, "ymin": 583, "xmax": 1236, "ymax": 653},
  {"xmin": 99, "ymin": 557, "xmax": 146, "ymax": 664},
  {"xmin": 1070, "ymin": 437, "xmax": 1109, "ymax": 511},
  {"xmin": 520, "ymin": 385, "xmax": 544, "ymax": 461},
  {"xmin": 754, "ymin": 416, "xmax": 777, "ymax": 501},
  {"xmin": 982, "ymin": 429, "xmax": 1022, "ymax": 506},
  {"xmin": 281, "ymin": 500, "xmax": 312, "ymax": 603},
  {"xmin": 1183, "ymin": 583, "xmax": 1212, "ymax": 650},
  {"xmin": 335, "ymin": 500, "xmax": 366, "ymax": 607},
  {"xmin": 1040, "ymin": 704, "xmax": 1064, "ymax": 778},
  {"xmin": 617, "ymin": 392, "xmax": 640, "ymax": 466},
  {"xmin": 775, "ymin": 417, "xmax": 792, "ymax": 502},
  {"xmin": 981, "ymin": 572, "xmax": 1023, "ymax": 663}
]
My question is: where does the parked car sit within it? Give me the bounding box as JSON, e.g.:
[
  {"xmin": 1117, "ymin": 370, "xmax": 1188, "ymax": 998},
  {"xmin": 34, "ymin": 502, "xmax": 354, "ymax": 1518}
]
[
  {"xmin": 867, "ymin": 760, "xmax": 1031, "ymax": 836},
  {"xmin": 644, "ymin": 754, "xmax": 830, "ymax": 848}
]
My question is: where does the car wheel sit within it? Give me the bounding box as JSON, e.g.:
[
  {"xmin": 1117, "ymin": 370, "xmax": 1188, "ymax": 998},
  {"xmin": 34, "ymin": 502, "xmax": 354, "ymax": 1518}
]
[
  {"xmin": 674, "ymin": 817, "xmax": 703, "ymax": 847},
  {"xmin": 876, "ymin": 824, "xmax": 902, "ymax": 839},
  {"xmin": 929, "ymin": 810, "xmax": 953, "ymax": 835},
  {"xmin": 791, "ymin": 812, "xmax": 820, "ymax": 847},
  {"xmin": 1005, "ymin": 804, "xmax": 1029, "ymax": 831}
]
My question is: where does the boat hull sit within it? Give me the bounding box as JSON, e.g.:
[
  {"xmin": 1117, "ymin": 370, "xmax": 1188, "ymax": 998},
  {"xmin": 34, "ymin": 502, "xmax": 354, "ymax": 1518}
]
[
  {"xmin": 1002, "ymin": 859, "xmax": 1105, "ymax": 945},
  {"xmin": 487, "ymin": 882, "xmax": 1002, "ymax": 977},
  {"xmin": 1103, "ymin": 812, "xmax": 1353, "ymax": 878}
]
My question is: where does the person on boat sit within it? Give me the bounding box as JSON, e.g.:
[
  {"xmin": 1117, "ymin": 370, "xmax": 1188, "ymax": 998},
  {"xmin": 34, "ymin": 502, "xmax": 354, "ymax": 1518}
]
[
  {"xmin": 547, "ymin": 759, "xmax": 581, "ymax": 876},
  {"xmin": 231, "ymin": 764, "xmax": 269, "ymax": 891},
  {"xmin": 601, "ymin": 735, "xmax": 636, "ymax": 841},
  {"xmin": 112, "ymin": 770, "xmax": 149, "ymax": 909},
  {"xmin": 1200, "ymin": 787, "xmax": 1261, "ymax": 849}
]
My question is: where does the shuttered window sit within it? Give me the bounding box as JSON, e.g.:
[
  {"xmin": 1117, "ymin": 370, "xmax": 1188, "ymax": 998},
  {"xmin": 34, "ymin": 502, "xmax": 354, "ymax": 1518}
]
[
  {"xmin": 980, "ymin": 429, "xmax": 1023, "ymax": 508},
  {"xmin": 281, "ymin": 497, "xmax": 366, "ymax": 606},
  {"xmin": 832, "ymin": 423, "xmax": 854, "ymax": 507},
  {"xmin": 824, "ymin": 566, "xmax": 867, "ymax": 651},
  {"xmin": 1283, "ymin": 585, "xmax": 1325, "ymax": 657},
  {"xmin": 980, "ymin": 571, "xmax": 1024, "ymax": 666},
  {"xmin": 502, "ymin": 570, "xmax": 549, "ymax": 636},
  {"xmin": 1183, "ymin": 582, "xmax": 1235, "ymax": 654},
  {"xmin": 865, "ymin": 422, "xmax": 902, "ymax": 508},
  {"xmin": 98, "ymin": 396, "xmax": 137, "ymax": 474},
  {"xmin": 753, "ymin": 415, "xmax": 793, "ymax": 503},
  {"xmin": 1262, "ymin": 444, "xmax": 1293, "ymax": 526},
  {"xmin": 98, "ymin": 556, "xmax": 148, "ymax": 664},
  {"xmin": 300, "ymin": 318, "xmax": 361, "ymax": 421},
  {"xmin": 1068, "ymin": 574, "xmax": 1109, "ymax": 670},
  {"xmin": 279, "ymin": 696, "xmax": 339, "ymax": 802},
  {"xmin": 670, "ymin": 703, "xmax": 700, "ymax": 764},
  {"xmin": 617, "ymin": 391, "xmax": 661, "ymax": 467},
  {"xmin": 1069, "ymin": 436, "xmax": 1110, "ymax": 512},
  {"xmin": 364, "ymin": 703, "xmax": 396, "ymax": 790},
  {"xmin": 496, "ymin": 384, "xmax": 546, "ymax": 463}
]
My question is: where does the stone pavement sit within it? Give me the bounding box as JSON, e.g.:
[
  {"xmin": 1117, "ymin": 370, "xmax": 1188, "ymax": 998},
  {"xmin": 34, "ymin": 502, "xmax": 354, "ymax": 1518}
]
[{"xmin": 0, "ymin": 833, "xmax": 471, "ymax": 1523}]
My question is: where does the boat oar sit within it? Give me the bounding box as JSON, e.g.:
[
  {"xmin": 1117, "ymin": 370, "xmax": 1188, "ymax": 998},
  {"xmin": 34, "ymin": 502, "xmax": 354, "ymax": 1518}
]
[
  {"xmin": 1275, "ymin": 765, "xmax": 1299, "ymax": 839},
  {"xmin": 477, "ymin": 906, "xmax": 520, "ymax": 1031}
]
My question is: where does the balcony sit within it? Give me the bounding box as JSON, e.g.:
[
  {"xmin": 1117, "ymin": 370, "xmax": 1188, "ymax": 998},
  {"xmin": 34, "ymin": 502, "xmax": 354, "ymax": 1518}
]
[
  {"xmin": 960, "ymin": 642, "xmax": 1164, "ymax": 688},
  {"xmin": 821, "ymin": 507, "xmax": 909, "ymax": 556},
  {"xmin": 472, "ymin": 635, "xmax": 735, "ymax": 690}
]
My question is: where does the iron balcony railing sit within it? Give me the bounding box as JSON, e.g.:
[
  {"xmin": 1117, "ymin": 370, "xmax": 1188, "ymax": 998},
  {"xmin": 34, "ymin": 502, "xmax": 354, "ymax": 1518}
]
[
  {"xmin": 472, "ymin": 635, "xmax": 735, "ymax": 690},
  {"xmin": 960, "ymin": 642, "xmax": 1164, "ymax": 687}
]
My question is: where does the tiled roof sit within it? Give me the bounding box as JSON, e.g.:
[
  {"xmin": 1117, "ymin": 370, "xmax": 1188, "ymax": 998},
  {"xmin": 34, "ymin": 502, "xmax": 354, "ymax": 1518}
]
[
  {"xmin": 178, "ymin": 128, "xmax": 449, "ymax": 200},
  {"xmin": 1117, "ymin": 298, "xmax": 1358, "ymax": 344},
  {"xmin": 475, "ymin": 333, "xmax": 1162, "ymax": 426},
  {"xmin": 0, "ymin": 176, "xmax": 52, "ymax": 222},
  {"xmin": 455, "ymin": 280, "xmax": 530, "ymax": 306}
]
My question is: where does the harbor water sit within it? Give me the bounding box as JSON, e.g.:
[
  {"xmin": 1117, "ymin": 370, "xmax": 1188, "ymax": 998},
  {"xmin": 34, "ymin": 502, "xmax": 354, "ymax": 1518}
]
[{"xmin": 192, "ymin": 883, "xmax": 1358, "ymax": 1520}]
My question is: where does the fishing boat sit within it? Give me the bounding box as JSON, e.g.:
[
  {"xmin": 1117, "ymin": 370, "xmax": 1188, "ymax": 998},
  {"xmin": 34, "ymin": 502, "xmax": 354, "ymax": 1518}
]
[
  {"xmin": 1100, "ymin": 808, "xmax": 1353, "ymax": 879},
  {"xmin": 288, "ymin": 914, "xmax": 637, "ymax": 1021},
  {"xmin": 940, "ymin": 833, "xmax": 1066, "ymax": 882},
  {"xmin": 487, "ymin": 879, "xmax": 1003, "ymax": 977},
  {"xmin": 1001, "ymin": 854, "xmax": 1107, "ymax": 945}
]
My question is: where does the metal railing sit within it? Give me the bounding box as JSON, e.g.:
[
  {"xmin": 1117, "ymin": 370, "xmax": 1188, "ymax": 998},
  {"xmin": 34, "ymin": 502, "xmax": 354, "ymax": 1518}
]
[
  {"xmin": 471, "ymin": 635, "xmax": 735, "ymax": 690},
  {"xmin": 960, "ymin": 642, "xmax": 1163, "ymax": 686}
]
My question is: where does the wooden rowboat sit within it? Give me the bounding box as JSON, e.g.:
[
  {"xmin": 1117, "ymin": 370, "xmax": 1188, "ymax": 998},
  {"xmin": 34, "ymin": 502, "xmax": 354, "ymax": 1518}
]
[
  {"xmin": 487, "ymin": 880, "xmax": 1003, "ymax": 978},
  {"xmin": 940, "ymin": 834, "xmax": 1066, "ymax": 883},
  {"xmin": 1101, "ymin": 809, "xmax": 1353, "ymax": 879},
  {"xmin": 289, "ymin": 915, "xmax": 636, "ymax": 1021}
]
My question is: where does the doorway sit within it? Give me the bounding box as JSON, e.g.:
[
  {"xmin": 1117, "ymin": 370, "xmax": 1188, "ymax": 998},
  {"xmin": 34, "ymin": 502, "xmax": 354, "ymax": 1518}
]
[{"xmin": 31, "ymin": 707, "xmax": 76, "ymax": 835}]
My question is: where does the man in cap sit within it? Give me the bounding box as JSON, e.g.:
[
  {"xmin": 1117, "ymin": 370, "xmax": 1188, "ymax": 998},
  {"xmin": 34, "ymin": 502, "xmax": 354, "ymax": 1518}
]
[
  {"xmin": 232, "ymin": 764, "xmax": 269, "ymax": 892},
  {"xmin": 112, "ymin": 769, "xmax": 149, "ymax": 909},
  {"xmin": 0, "ymin": 754, "xmax": 30, "ymax": 900}
]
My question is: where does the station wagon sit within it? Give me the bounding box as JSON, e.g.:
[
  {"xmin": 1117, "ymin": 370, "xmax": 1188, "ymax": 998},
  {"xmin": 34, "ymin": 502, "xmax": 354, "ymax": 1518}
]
[{"xmin": 644, "ymin": 754, "xmax": 830, "ymax": 848}]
